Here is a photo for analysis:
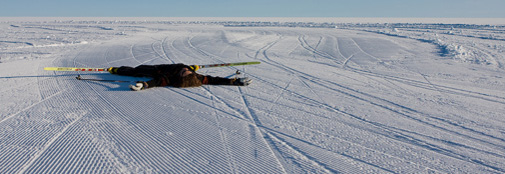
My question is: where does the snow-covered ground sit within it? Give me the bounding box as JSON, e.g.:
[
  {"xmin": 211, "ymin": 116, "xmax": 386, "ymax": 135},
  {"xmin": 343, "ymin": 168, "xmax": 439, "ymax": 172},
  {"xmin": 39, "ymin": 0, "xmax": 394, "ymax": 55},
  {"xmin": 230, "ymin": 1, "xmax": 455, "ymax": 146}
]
[{"xmin": 1, "ymin": 18, "xmax": 505, "ymax": 173}]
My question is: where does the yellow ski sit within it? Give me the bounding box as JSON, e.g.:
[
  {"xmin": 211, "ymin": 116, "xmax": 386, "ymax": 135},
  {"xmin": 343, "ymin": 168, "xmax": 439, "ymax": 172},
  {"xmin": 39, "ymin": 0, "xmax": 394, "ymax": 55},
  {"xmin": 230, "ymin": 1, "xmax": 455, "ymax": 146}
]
[
  {"xmin": 198, "ymin": 61, "xmax": 260, "ymax": 68},
  {"xmin": 44, "ymin": 61, "xmax": 260, "ymax": 72},
  {"xmin": 191, "ymin": 61, "xmax": 261, "ymax": 71}
]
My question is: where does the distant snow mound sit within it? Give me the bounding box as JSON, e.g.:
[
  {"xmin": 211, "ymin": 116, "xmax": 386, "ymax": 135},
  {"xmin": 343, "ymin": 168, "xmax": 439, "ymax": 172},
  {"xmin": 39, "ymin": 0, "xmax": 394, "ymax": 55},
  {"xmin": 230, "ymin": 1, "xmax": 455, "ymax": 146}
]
[
  {"xmin": 365, "ymin": 24, "xmax": 501, "ymax": 67},
  {"xmin": 440, "ymin": 42, "xmax": 495, "ymax": 65}
]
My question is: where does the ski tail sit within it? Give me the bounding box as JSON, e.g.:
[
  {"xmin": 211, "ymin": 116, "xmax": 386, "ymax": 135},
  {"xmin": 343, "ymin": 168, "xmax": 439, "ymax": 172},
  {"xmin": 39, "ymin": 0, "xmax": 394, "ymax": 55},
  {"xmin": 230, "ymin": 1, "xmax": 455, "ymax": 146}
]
[
  {"xmin": 44, "ymin": 67, "xmax": 106, "ymax": 72},
  {"xmin": 197, "ymin": 61, "xmax": 260, "ymax": 69}
]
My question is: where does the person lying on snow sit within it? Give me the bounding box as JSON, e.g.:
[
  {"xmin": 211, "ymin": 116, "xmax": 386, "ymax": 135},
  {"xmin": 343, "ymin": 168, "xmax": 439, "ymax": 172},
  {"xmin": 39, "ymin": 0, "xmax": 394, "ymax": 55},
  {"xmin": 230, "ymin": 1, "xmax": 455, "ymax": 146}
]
[{"xmin": 107, "ymin": 64, "xmax": 252, "ymax": 91}]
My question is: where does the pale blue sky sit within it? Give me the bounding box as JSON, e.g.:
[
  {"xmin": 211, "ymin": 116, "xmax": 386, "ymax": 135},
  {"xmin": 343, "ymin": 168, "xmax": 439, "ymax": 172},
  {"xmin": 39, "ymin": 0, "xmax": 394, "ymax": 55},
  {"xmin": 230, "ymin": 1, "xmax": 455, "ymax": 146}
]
[{"xmin": 1, "ymin": 0, "xmax": 504, "ymax": 18}]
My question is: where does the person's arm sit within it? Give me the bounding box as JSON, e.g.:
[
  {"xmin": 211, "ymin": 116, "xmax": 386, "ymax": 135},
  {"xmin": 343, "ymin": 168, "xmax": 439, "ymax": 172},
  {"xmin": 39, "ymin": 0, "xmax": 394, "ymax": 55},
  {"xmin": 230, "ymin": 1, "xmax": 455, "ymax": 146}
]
[
  {"xmin": 199, "ymin": 75, "xmax": 251, "ymax": 86},
  {"xmin": 115, "ymin": 65, "xmax": 158, "ymax": 77},
  {"xmin": 130, "ymin": 76, "xmax": 169, "ymax": 91},
  {"xmin": 146, "ymin": 75, "xmax": 170, "ymax": 87}
]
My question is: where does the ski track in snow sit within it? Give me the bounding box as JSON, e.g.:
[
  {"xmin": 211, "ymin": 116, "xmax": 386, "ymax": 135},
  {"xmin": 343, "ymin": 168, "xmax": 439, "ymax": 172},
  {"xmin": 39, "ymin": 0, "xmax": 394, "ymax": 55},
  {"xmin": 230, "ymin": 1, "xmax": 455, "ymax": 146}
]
[{"xmin": 1, "ymin": 20, "xmax": 505, "ymax": 173}]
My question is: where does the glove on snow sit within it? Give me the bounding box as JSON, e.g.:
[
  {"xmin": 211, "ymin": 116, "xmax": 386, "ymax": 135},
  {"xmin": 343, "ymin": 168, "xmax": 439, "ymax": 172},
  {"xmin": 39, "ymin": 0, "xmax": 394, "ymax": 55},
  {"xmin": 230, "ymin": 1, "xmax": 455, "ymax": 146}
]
[
  {"xmin": 130, "ymin": 81, "xmax": 148, "ymax": 91},
  {"xmin": 232, "ymin": 77, "xmax": 252, "ymax": 86}
]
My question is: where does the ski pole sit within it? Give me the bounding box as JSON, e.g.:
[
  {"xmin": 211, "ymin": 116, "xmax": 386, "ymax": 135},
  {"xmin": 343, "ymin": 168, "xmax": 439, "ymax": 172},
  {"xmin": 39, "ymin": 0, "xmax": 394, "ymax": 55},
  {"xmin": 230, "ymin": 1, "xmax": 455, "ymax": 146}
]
[{"xmin": 76, "ymin": 75, "xmax": 133, "ymax": 83}]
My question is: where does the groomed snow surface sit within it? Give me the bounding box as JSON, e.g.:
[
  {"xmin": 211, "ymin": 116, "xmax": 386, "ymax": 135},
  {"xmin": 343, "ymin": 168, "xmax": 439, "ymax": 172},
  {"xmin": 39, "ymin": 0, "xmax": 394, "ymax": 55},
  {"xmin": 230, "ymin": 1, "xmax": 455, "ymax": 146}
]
[{"xmin": 1, "ymin": 19, "xmax": 505, "ymax": 173}]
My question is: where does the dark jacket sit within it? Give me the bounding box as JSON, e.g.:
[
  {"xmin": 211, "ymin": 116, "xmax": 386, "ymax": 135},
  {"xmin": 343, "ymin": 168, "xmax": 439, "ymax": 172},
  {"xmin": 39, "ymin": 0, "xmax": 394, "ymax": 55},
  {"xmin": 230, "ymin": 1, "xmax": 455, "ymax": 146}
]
[{"xmin": 116, "ymin": 64, "xmax": 234, "ymax": 88}]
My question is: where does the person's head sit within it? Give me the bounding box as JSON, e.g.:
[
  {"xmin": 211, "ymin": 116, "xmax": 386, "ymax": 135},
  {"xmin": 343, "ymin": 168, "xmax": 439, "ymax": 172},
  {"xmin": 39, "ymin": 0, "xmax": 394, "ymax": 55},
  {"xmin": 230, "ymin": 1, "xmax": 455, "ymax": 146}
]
[{"xmin": 174, "ymin": 67, "xmax": 202, "ymax": 88}]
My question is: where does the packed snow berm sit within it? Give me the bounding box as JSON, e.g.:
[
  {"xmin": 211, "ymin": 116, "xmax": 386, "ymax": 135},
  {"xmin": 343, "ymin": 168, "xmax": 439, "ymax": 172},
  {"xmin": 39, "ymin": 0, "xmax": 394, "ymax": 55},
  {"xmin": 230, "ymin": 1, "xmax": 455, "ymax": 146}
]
[{"xmin": 1, "ymin": 17, "xmax": 505, "ymax": 173}]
